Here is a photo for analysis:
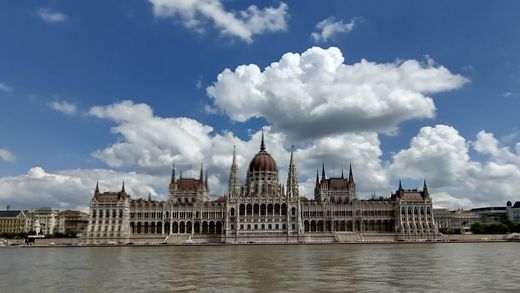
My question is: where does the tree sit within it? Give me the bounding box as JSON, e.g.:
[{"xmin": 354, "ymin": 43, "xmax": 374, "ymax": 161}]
[{"xmin": 471, "ymin": 222, "xmax": 484, "ymax": 234}]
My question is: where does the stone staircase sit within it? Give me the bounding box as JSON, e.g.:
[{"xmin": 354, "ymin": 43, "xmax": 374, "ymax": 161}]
[{"xmin": 333, "ymin": 232, "xmax": 363, "ymax": 242}]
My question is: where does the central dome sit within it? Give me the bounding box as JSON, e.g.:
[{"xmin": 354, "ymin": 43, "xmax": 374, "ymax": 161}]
[
  {"xmin": 248, "ymin": 131, "xmax": 277, "ymax": 172},
  {"xmin": 249, "ymin": 150, "xmax": 277, "ymax": 172}
]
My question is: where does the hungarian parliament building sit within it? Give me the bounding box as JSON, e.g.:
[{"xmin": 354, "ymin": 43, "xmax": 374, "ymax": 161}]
[{"xmin": 85, "ymin": 134, "xmax": 438, "ymax": 244}]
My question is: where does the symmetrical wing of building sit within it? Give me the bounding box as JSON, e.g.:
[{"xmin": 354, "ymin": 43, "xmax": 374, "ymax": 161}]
[{"xmin": 85, "ymin": 134, "xmax": 441, "ymax": 244}]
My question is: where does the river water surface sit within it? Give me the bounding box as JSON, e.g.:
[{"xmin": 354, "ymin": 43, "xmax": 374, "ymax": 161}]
[{"xmin": 0, "ymin": 243, "xmax": 518, "ymax": 292}]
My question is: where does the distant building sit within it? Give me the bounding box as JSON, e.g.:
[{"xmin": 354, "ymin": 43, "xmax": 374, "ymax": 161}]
[
  {"xmin": 27, "ymin": 208, "xmax": 59, "ymax": 236},
  {"xmin": 433, "ymin": 208, "xmax": 451, "ymax": 230},
  {"xmin": 434, "ymin": 200, "xmax": 520, "ymax": 234},
  {"xmin": 471, "ymin": 206, "xmax": 508, "ymax": 226},
  {"xmin": 57, "ymin": 210, "xmax": 89, "ymax": 236},
  {"xmin": 506, "ymin": 201, "xmax": 520, "ymax": 222},
  {"xmin": 450, "ymin": 210, "xmax": 480, "ymax": 233},
  {"xmin": 0, "ymin": 209, "xmax": 28, "ymax": 235},
  {"xmin": 85, "ymin": 134, "xmax": 438, "ymax": 244}
]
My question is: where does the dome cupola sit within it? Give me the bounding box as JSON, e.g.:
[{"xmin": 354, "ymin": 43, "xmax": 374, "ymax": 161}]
[{"xmin": 248, "ymin": 131, "xmax": 277, "ymax": 172}]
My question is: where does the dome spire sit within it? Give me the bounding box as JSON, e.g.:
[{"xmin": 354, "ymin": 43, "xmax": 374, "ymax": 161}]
[{"xmin": 260, "ymin": 128, "xmax": 266, "ymax": 151}]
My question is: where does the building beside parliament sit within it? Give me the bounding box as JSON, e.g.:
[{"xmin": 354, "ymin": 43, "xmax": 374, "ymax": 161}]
[{"xmin": 85, "ymin": 134, "xmax": 438, "ymax": 244}]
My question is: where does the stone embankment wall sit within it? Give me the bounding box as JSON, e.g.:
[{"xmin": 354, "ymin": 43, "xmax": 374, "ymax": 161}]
[{"xmin": 443, "ymin": 234, "xmax": 505, "ymax": 241}]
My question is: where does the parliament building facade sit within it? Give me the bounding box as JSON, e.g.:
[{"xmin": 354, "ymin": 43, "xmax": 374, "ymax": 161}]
[{"xmin": 85, "ymin": 134, "xmax": 438, "ymax": 244}]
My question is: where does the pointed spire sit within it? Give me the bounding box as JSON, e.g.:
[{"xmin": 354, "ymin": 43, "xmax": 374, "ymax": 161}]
[
  {"xmin": 289, "ymin": 145, "xmax": 294, "ymax": 165},
  {"xmin": 321, "ymin": 162, "xmax": 326, "ymax": 181},
  {"xmin": 341, "ymin": 168, "xmax": 344, "ymax": 179},
  {"xmin": 199, "ymin": 163, "xmax": 204, "ymax": 181},
  {"xmin": 423, "ymin": 179, "xmax": 429, "ymax": 198},
  {"xmin": 205, "ymin": 170, "xmax": 209, "ymax": 189},
  {"xmin": 232, "ymin": 145, "xmax": 237, "ymax": 165},
  {"xmin": 315, "ymin": 169, "xmax": 320, "ymax": 188},
  {"xmin": 170, "ymin": 163, "xmax": 176, "ymax": 184},
  {"xmin": 398, "ymin": 179, "xmax": 403, "ymax": 191},
  {"xmin": 348, "ymin": 163, "xmax": 354, "ymax": 183},
  {"xmin": 148, "ymin": 193, "xmax": 152, "ymax": 201},
  {"xmin": 228, "ymin": 145, "xmax": 240, "ymax": 197},
  {"xmin": 121, "ymin": 181, "xmax": 125, "ymax": 193},
  {"xmin": 287, "ymin": 146, "xmax": 298, "ymax": 198},
  {"xmin": 260, "ymin": 128, "xmax": 266, "ymax": 151},
  {"xmin": 95, "ymin": 181, "xmax": 99, "ymax": 194}
]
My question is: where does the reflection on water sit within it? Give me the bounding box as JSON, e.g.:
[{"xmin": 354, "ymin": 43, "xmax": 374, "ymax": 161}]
[{"xmin": 0, "ymin": 243, "xmax": 518, "ymax": 292}]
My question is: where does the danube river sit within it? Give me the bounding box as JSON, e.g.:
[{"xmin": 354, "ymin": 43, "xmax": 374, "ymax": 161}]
[{"xmin": 0, "ymin": 243, "xmax": 517, "ymax": 292}]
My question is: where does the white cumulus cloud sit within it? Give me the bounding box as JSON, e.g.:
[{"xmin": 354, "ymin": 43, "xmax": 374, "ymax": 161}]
[
  {"xmin": 311, "ymin": 17, "xmax": 359, "ymax": 43},
  {"xmin": 87, "ymin": 101, "xmax": 390, "ymax": 198},
  {"xmin": 37, "ymin": 8, "xmax": 68, "ymax": 24},
  {"xmin": 391, "ymin": 124, "xmax": 520, "ymax": 207},
  {"xmin": 0, "ymin": 167, "xmax": 164, "ymax": 211},
  {"xmin": 207, "ymin": 46, "xmax": 468, "ymax": 140},
  {"xmin": 148, "ymin": 0, "xmax": 288, "ymax": 43},
  {"xmin": 48, "ymin": 100, "xmax": 78, "ymax": 115},
  {"xmin": 5, "ymin": 99, "xmax": 519, "ymax": 211},
  {"xmin": 0, "ymin": 148, "xmax": 15, "ymax": 162}
]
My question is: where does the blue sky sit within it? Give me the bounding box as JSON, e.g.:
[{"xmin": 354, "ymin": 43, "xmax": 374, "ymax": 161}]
[{"xmin": 1, "ymin": 1, "xmax": 520, "ymax": 211}]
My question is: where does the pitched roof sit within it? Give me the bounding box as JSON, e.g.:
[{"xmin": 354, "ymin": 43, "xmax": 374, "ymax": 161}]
[
  {"xmin": 400, "ymin": 192, "xmax": 424, "ymax": 202},
  {"xmin": 328, "ymin": 178, "xmax": 349, "ymax": 188},
  {"xmin": 176, "ymin": 178, "xmax": 202, "ymax": 190},
  {"xmin": 0, "ymin": 210, "xmax": 24, "ymax": 217},
  {"xmin": 94, "ymin": 191, "xmax": 127, "ymax": 202}
]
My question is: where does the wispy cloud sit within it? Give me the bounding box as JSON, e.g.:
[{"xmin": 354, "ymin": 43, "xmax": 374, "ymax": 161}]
[
  {"xmin": 48, "ymin": 100, "xmax": 77, "ymax": 115},
  {"xmin": 0, "ymin": 82, "xmax": 13, "ymax": 93},
  {"xmin": 37, "ymin": 8, "xmax": 68, "ymax": 24},
  {"xmin": 195, "ymin": 78, "xmax": 203, "ymax": 89},
  {"xmin": 311, "ymin": 17, "xmax": 361, "ymax": 43},
  {"xmin": 148, "ymin": 0, "xmax": 289, "ymax": 43},
  {"xmin": 0, "ymin": 148, "xmax": 15, "ymax": 162},
  {"xmin": 503, "ymin": 91, "xmax": 520, "ymax": 98}
]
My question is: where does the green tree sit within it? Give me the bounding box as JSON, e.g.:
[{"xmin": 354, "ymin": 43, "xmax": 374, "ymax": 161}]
[{"xmin": 471, "ymin": 222, "xmax": 484, "ymax": 234}]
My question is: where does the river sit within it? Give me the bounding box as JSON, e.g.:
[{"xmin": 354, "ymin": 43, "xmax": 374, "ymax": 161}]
[{"xmin": 0, "ymin": 243, "xmax": 517, "ymax": 292}]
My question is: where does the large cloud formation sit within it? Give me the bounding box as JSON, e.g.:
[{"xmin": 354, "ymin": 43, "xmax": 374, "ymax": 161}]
[
  {"xmin": 392, "ymin": 125, "xmax": 520, "ymax": 208},
  {"xmin": 0, "ymin": 167, "xmax": 162, "ymax": 211},
  {"xmin": 2, "ymin": 103, "xmax": 519, "ymax": 211},
  {"xmin": 148, "ymin": 0, "xmax": 288, "ymax": 43},
  {"xmin": 207, "ymin": 47, "xmax": 467, "ymax": 140},
  {"xmin": 3, "ymin": 47, "xmax": 518, "ymax": 211},
  {"xmin": 87, "ymin": 101, "xmax": 388, "ymax": 198}
]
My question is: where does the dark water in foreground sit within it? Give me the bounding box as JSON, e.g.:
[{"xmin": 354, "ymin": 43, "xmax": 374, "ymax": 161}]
[{"xmin": 0, "ymin": 243, "xmax": 518, "ymax": 292}]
